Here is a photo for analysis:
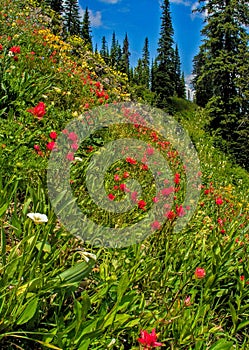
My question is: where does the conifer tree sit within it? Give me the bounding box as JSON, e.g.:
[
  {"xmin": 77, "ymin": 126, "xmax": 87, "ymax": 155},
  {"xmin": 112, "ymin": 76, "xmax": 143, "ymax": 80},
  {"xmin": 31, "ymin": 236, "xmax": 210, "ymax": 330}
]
[
  {"xmin": 50, "ymin": 0, "xmax": 63, "ymax": 14},
  {"xmin": 193, "ymin": 0, "xmax": 249, "ymax": 168},
  {"xmin": 173, "ymin": 45, "xmax": 185, "ymax": 98},
  {"xmin": 141, "ymin": 37, "xmax": 150, "ymax": 88},
  {"xmin": 179, "ymin": 72, "xmax": 186, "ymax": 99},
  {"xmin": 133, "ymin": 58, "xmax": 143, "ymax": 85},
  {"xmin": 151, "ymin": 59, "xmax": 158, "ymax": 93},
  {"xmin": 64, "ymin": 0, "xmax": 81, "ymax": 36},
  {"xmin": 110, "ymin": 32, "xmax": 121, "ymax": 69},
  {"xmin": 192, "ymin": 49, "xmax": 213, "ymax": 106},
  {"xmin": 81, "ymin": 7, "xmax": 93, "ymax": 51},
  {"xmin": 100, "ymin": 36, "xmax": 109, "ymax": 63},
  {"xmin": 153, "ymin": 0, "xmax": 175, "ymax": 107},
  {"xmin": 120, "ymin": 33, "xmax": 130, "ymax": 76},
  {"xmin": 133, "ymin": 38, "xmax": 150, "ymax": 88}
]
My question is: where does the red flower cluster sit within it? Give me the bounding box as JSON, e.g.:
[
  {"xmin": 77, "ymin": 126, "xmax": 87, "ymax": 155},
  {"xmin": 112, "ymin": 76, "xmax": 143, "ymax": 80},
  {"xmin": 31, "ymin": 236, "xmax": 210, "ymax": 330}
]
[
  {"xmin": 108, "ymin": 193, "xmax": 115, "ymax": 201},
  {"xmin": 195, "ymin": 267, "xmax": 206, "ymax": 279},
  {"xmin": 33, "ymin": 144, "xmax": 43, "ymax": 157},
  {"xmin": 46, "ymin": 141, "xmax": 55, "ymax": 151},
  {"xmin": 138, "ymin": 329, "xmax": 163, "ymax": 349},
  {"xmin": 138, "ymin": 199, "xmax": 146, "ymax": 210},
  {"xmin": 49, "ymin": 131, "xmax": 57, "ymax": 140},
  {"xmin": 0, "ymin": 44, "xmax": 3, "ymax": 51},
  {"xmin": 9, "ymin": 46, "xmax": 21, "ymax": 54},
  {"xmin": 27, "ymin": 102, "xmax": 46, "ymax": 120},
  {"xmin": 215, "ymin": 197, "xmax": 223, "ymax": 205},
  {"xmin": 126, "ymin": 157, "xmax": 137, "ymax": 165},
  {"xmin": 151, "ymin": 221, "xmax": 161, "ymax": 231},
  {"xmin": 174, "ymin": 173, "xmax": 180, "ymax": 184}
]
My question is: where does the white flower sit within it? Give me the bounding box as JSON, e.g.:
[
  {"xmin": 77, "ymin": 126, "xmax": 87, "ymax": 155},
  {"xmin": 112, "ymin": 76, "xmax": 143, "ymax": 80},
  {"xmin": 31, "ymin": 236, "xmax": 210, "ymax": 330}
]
[
  {"xmin": 74, "ymin": 157, "xmax": 83, "ymax": 162},
  {"xmin": 8, "ymin": 51, "xmax": 14, "ymax": 57},
  {"xmin": 82, "ymin": 251, "xmax": 97, "ymax": 263},
  {"xmin": 27, "ymin": 213, "xmax": 48, "ymax": 224}
]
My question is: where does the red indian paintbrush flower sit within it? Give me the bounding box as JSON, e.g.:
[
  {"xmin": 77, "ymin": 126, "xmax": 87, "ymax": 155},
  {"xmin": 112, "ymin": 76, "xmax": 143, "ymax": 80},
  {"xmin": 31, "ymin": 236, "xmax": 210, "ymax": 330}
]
[
  {"xmin": 138, "ymin": 328, "xmax": 163, "ymax": 349},
  {"xmin": 126, "ymin": 157, "xmax": 137, "ymax": 164},
  {"xmin": 49, "ymin": 131, "xmax": 57, "ymax": 140},
  {"xmin": 138, "ymin": 200, "xmax": 146, "ymax": 210},
  {"xmin": 9, "ymin": 46, "xmax": 21, "ymax": 54},
  {"xmin": 108, "ymin": 193, "xmax": 115, "ymax": 201},
  {"xmin": 215, "ymin": 197, "xmax": 223, "ymax": 205},
  {"xmin": 46, "ymin": 141, "xmax": 55, "ymax": 151},
  {"xmin": 195, "ymin": 267, "xmax": 206, "ymax": 279},
  {"xmin": 27, "ymin": 102, "xmax": 46, "ymax": 119}
]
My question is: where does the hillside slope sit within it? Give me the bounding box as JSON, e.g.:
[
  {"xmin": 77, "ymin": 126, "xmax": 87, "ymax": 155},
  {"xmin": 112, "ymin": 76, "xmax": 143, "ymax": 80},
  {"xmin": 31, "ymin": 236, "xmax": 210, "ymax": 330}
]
[{"xmin": 0, "ymin": 1, "xmax": 248, "ymax": 349}]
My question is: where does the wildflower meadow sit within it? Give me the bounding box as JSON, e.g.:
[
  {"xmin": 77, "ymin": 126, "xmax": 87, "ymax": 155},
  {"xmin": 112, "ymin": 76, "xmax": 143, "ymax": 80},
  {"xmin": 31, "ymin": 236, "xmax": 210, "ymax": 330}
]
[{"xmin": 0, "ymin": 1, "xmax": 248, "ymax": 349}]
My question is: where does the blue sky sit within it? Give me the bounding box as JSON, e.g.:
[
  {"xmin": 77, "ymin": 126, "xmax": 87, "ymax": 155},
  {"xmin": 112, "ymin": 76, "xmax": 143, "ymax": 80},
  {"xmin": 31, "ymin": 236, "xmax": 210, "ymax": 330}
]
[{"xmin": 78, "ymin": 0, "xmax": 204, "ymax": 81}]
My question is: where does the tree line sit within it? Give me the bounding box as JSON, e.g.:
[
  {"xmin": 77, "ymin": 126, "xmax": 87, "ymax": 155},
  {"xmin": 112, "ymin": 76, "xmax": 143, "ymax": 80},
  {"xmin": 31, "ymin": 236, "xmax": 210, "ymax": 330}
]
[
  {"xmin": 41, "ymin": 0, "xmax": 248, "ymax": 169},
  {"xmin": 41, "ymin": 0, "xmax": 186, "ymax": 104},
  {"xmin": 193, "ymin": 0, "xmax": 248, "ymax": 168}
]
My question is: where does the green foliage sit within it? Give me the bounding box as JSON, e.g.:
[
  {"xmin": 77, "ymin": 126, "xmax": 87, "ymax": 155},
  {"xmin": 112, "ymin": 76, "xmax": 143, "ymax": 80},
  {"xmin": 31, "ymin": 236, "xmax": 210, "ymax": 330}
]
[
  {"xmin": 0, "ymin": 1, "xmax": 249, "ymax": 349},
  {"xmin": 63, "ymin": 0, "xmax": 81, "ymax": 36},
  {"xmin": 192, "ymin": 0, "xmax": 249, "ymax": 169},
  {"xmin": 153, "ymin": 0, "xmax": 175, "ymax": 103}
]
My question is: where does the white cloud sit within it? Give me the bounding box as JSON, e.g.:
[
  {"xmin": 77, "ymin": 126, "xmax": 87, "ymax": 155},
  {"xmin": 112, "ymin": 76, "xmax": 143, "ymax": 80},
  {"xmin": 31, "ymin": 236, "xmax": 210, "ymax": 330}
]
[
  {"xmin": 185, "ymin": 74, "xmax": 195, "ymax": 86},
  {"xmin": 89, "ymin": 10, "xmax": 102, "ymax": 27},
  {"xmin": 170, "ymin": 0, "xmax": 191, "ymax": 6},
  {"xmin": 79, "ymin": 6, "xmax": 103, "ymax": 28},
  {"xmin": 99, "ymin": 0, "xmax": 120, "ymax": 4}
]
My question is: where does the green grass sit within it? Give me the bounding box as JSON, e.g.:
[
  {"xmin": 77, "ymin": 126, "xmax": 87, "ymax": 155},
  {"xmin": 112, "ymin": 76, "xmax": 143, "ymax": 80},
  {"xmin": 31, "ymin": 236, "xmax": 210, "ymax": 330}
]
[{"xmin": 0, "ymin": 1, "xmax": 249, "ymax": 349}]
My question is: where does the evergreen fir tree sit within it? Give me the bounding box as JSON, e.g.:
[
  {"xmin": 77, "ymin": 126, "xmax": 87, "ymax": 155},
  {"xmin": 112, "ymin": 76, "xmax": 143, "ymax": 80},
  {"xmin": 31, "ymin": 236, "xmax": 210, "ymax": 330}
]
[
  {"xmin": 192, "ymin": 49, "xmax": 213, "ymax": 106},
  {"xmin": 116, "ymin": 40, "xmax": 122, "ymax": 70},
  {"xmin": 173, "ymin": 45, "xmax": 184, "ymax": 97},
  {"xmin": 120, "ymin": 33, "xmax": 130, "ymax": 76},
  {"xmin": 193, "ymin": 0, "xmax": 249, "ymax": 168},
  {"xmin": 110, "ymin": 32, "xmax": 121, "ymax": 68},
  {"xmin": 133, "ymin": 38, "xmax": 150, "ymax": 88},
  {"xmin": 133, "ymin": 58, "xmax": 143, "ymax": 85},
  {"xmin": 100, "ymin": 36, "xmax": 109, "ymax": 63},
  {"xmin": 151, "ymin": 59, "xmax": 158, "ymax": 93},
  {"xmin": 153, "ymin": 0, "xmax": 175, "ymax": 107},
  {"xmin": 50, "ymin": 0, "xmax": 63, "ymax": 14},
  {"xmin": 64, "ymin": 0, "xmax": 81, "ymax": 36},
  {"xmin": 179, "ymin": 72, "xmax": 186, "ymax": 99},
  {"xmin": 141, "ymin": 37, "xmax": 150, "ymax": 88},
  {"xmin": 81, "ymin": 7, "xmax": 93, "ymax": 51}
]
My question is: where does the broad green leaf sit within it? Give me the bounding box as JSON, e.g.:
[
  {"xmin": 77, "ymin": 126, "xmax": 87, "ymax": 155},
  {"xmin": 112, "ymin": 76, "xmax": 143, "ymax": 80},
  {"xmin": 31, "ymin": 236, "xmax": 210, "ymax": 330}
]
[
  {"xmin": 228, "ymin": 300, "xmax": 238, "ymax": 326},
  {"xmin": 209, "ymin": 339, "xmax": 234, "ymax": 350},
  {"xmin": 78, "ymin": 338, "xmax": 91, "ymax": 350},
  {"xmin": 117, "ymin": 271, "xmax": 130, "ymax": 302},
  {"xmin": 16, "ymin": 297, "xmax": 39, "ymax": 325},
  {"xmin": 36, "ymin": 241, "xmax": 51, "ymax": 253},
  {"xmin": 237, "ymin": 319, "xmax": 249, "ymax": 332},
  {"xmin": 0, "ymin": 203, "xmax": 8, "ymax": 217}
]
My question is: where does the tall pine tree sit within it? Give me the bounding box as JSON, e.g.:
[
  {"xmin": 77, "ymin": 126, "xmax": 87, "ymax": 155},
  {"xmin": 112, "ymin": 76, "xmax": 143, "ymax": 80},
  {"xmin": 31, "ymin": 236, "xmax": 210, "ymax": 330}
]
[
  {"xmin": 64, "ymin": 0, "xmax": 81, "ymax": 36},
  {"xmin": 193, "ymin": 0, "xmax": 249, "ymax": 168},
  {"xmin": 110, "ymin": 32, "xmax": 121, "ymax": 69},
  {"xmin": 141, "ymin": 37, "xmax": 150, "ymax": 88},
  {"xmin": 100, "ymin": 36, "xmax": 109, "ymax": 63},
  {"xmin": 120, "ymin": 33, "xmax": 130, "ymax": 76},
  {"xmin": 50, "ymin": 0, "xmax": 63, "ymax": 14},
  {"xmin": 173, "ymin": 45, "xmax": 185, "ymax": 98},
  {"xmin": 81, "ymin": 7, "xmax": 92, "ymax": 51},
  {"xmin": 153, "ymin": 0, "xmax": 175, "ymax": 108},
  {"xmin": 133, "ymin": 38, "xmax": 150, "ymax": 88}
]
